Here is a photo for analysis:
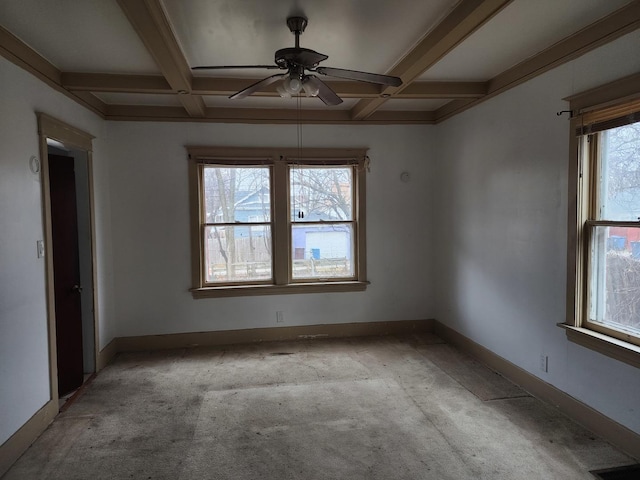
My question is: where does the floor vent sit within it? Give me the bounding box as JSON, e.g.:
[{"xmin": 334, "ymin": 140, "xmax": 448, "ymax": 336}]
[{"xmin": 591, "ymin": 464, "xmax": 640, "ymax": 479}]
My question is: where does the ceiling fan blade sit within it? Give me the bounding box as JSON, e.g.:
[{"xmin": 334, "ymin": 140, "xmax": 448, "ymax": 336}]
[
  {"xmin": 230, "ymin": 74, "xmax": 287, "ymax": 99},
  {"xmin": 295, "ymin": 49, "xmax": 328, "ymax": 68},
  {"xmin": 316, "ymin": 66, "xmax": 402, "ymax": 87},
  {"xmin": 304, "ymin": 76, "xmax": 343, "ymax": 106},
  {"xmin": 192, "ymin": 65, "xmax": 281, "ymax": 71}
]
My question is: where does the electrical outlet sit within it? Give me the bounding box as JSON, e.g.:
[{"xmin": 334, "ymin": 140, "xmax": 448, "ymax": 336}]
[
  {"xmin": 540, "ymin": 354, "xmax": 548, "ymax": 373},
  {"xmin": 36, "ymin": 240, "xmax": 45, "ymax": 258},
  {"xmin": 276, "ymin": 311, "xmax": 284, "ymax": 323}
]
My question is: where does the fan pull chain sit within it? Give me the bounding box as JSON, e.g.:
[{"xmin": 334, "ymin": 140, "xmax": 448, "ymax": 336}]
[{"xmin": 296, "ymin": 94, "xmax": 303, "ymax": 220}]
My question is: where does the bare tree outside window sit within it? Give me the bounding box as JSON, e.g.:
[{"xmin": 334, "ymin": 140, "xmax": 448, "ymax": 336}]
[
  {"xmin": 602, "ymin": 122, "xmax": 640, "ymax": 219},
  {"xmin": 591, "ymin": 121, "xmax": 640, "ymax": 335},
  {"xmin": 203, "ymin": 166, "xmax": 272, "ymax": 283},
  {"xmin": 290, "ymin": 166, "xmax": 352, "ymax": 221},
  {"xmin": 290, "ymin": 167, "xmax": 355, "ymax": 279}
]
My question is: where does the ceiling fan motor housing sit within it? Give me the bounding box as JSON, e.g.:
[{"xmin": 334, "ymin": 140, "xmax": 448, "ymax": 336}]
[
  {"xmin": 287, "ymin": 16, "xmax": 308, "ymax": 34},
  {"xmin": 275, "ymin": 48, "xmax": 328, "ymax": 69},
  {"xmin": 276, "ymin": 17, "xmax": 327, "ymax": 70}
]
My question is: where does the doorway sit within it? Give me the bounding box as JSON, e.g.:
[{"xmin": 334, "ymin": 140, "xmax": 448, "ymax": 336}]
[
  {"xmin": 38, "ymin": 113, "xmax": 97, "ymax": 405},
  {"xmin": 48, "ymin": 150, "xmax": 94, "ymax": 395}
]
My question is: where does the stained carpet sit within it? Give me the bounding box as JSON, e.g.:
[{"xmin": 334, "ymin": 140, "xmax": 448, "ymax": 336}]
[{"xmin": 2, "ymin": 335, "xmax": 634, "ymax": 480}]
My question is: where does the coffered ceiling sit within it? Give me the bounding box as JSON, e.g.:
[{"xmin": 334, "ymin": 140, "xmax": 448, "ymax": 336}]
[{"xmin": 1, "ymin": 0, "xmax": 638, "ymax": 124}]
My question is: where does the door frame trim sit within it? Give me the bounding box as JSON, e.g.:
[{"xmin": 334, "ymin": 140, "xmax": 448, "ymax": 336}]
[{"xmin": 37, "ymin": 113, "xmax": 97, "ymax": 404}]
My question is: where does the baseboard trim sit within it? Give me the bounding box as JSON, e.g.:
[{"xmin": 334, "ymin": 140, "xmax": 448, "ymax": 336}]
[
  {"xmin": 0, "ymin": 399, "xmax": 57, "ymax": 477},
  {"xmin": 117, "ymin": 319, "xmax": 435, "ymax": 352},
  {"xmin": 96, "ymin": 338, "xmax": 119, "ymax": 371},
  {"xmin": 433, "ymin": 321, "xmax": 640, "ymax": 460}
]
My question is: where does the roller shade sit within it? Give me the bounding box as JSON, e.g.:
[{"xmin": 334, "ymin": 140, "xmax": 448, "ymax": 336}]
[{"xmin": 575, "ymin": 98, "xmax": 640, "ymax": 136}]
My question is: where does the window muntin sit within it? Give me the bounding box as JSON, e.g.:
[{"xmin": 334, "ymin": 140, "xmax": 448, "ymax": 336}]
[
  {"xmin": 584, "ymin": 121, "xmax": 640, "ymax": 345},
  {"xmin": 189, "ymin": 148, "xmax": 367, "ymax": 296}
]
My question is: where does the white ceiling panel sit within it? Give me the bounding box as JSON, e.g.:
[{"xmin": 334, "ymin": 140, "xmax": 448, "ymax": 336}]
[
  {"xmin": 162, "ymin": 0, "xmax": 458, "ymax": 77},
  {"xmin": 421, "ymin": 0, "xmax": 634, "ymax": 81},
  {"xmin": 0, "ymin": 0, "xmax": 159, "ymax": 73}
]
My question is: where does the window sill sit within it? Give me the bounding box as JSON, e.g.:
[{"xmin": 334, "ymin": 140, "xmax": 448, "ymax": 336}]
[
  {"xmin": 190, "ymin": 281, "xmax": 369, "ymax": 299},
  {"xmin": 558, "ymin": 324, "xmax": 640, "ymax": 369}
]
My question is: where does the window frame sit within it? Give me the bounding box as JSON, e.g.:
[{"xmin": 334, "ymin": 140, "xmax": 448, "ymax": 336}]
[
  {"xmin": 563, "ymin": 73, "xmax": 640, "ymax": 368},
  {"xmin": 187, "ymin": 146, "xmax": 369, "ymax": 298}
]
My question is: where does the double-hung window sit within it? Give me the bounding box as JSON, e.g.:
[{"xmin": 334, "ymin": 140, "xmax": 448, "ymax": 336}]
[
  {"xmin": 188, "ymin": 147, "xmax": 368, "ymax": 297},
  {"xmin": 565, "ymin": 76, "xmax": 640, "ymax": 367},
  {"xmin": 202, "ymin": 164, "xmax": 273, "ymax": 284}
]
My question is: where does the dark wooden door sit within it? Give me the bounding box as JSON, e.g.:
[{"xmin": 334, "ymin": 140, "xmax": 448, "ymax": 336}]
[{"xmin": 49, "ymin": 154, "xmax": 84, "ymax": 396}]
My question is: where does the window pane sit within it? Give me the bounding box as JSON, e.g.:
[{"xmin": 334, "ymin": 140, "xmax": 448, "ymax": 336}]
[
  {"xmin": 290, "ymin": 167, "xmax": 353, "ymax": 222},
  {"xmin": 291, "ymin": 223, "xmax": 354, "ymax": 279},
  {"xmin": 203, "ymin": 166, "xmax": 270, "ymax": 224},
  {"xmin": 589, "ymin": 225, "xmax": 640, "ymax": 337},
  {"xmin": 204, "ymin": 225, "xmax": 272, "ymax": 283},
  {"xmin": 600, "ymin": 121, "xmax": 640, "ymax": 221}
]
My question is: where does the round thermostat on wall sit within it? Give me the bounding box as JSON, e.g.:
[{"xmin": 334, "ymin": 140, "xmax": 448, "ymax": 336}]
[
  {"xmin": 400, "ymin": 171, "xmax": 410, "ymax": 183},
  {"xmin": 29, "ymin": 155, "xmax": 40, "ymax": 174}
]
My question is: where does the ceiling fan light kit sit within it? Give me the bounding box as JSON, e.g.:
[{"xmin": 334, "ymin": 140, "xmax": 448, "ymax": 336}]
[
  {"xmin": 283, "ymin": 75, "xmax": 302, "ymax": 94},
  {"xmin": 301, "ymin": 77, "xmax": 320, "ymax": 97},
  {"xmin": 193, "ymin": 16, "xmax": 402, "ymax": 106}
]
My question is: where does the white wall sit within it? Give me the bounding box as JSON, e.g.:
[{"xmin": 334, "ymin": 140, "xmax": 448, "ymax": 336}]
[
  {"xmin": 106, "ymin": 122, "xmax": 434, "ymax": 337},
  {"xmin": 0, "ymin": 57, "xmax": 113, "ymax": 445},
  {"xmin": 3, "ymin": 22, "xmax": 638, "ymax": 451},
  {"xmin": 433, "ymin": 31, "xmax": 640, "ymax": 433}
]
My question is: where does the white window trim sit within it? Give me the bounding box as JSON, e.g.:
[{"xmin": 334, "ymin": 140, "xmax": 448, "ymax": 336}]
[{"xmin": 187, "ymin": 146, "xmax": 369, "ymax": 298}]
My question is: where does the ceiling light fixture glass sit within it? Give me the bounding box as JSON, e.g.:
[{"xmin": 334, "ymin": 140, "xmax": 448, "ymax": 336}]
[
  {"xmin": 302, "ymin": 77, "xmax": 319, "ymax": 97},
  {"xmin": 277, "ymin": 74, "xmax": 303, "ymax": 98},
  {"xmin": 284, "ymin": 76, "xmax": 302, "ymax": 94}
]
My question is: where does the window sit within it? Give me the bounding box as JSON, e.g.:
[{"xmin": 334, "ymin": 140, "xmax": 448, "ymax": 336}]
[
  {"xmin": 565, "ymin": 76, "xmax": 640, "ymax": 367},
  {"xmin": 202, "ymin": 165, "xmax": 272, "ymax": 284},
  {"xmin": 188, "ymin": 147, "xmax": 368, "ymax": 297},
  {"xmin": 290, "ymin": 166, "xmax": 356, "ymax": 280},
  {"xmin": 584, "ymin": 120, "xmax": 640, "ymax": 346}
]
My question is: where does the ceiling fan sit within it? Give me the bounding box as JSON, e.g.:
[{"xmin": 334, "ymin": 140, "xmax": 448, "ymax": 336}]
[{"xmin": 192, "ymin": 16, "xmax": 402, "ymax": 106}]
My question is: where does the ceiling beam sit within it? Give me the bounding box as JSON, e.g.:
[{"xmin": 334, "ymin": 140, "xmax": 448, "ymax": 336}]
[
  {"xmin": 350, "ymin": 0, "xmax": 512, "ymax": 120},
  {"xmin": 61, "ymin": 72, "xmax": 172, "ymax": 94},
  {"xmin": 0, "ymin": 25, "xmax": 107, "ymax": 117},
  {"xmin": 116, "ymin": 0, "xmax": 205, "ymax": 117},
  {"xmin": 104, "ymin": 104, "xmax": 436, "ymax": 124},
  {"xmin": 401, "ymin": 82, "xmax": 487, "ymax": 99},
  {"xmin": 72, "ymin": 92, "xmax": 109, "ymax": 114},
  {"xmin": 0, "ymin": 25, "xmax": 60, "ymax": 84},
  {"xmin": 434, "ymin": 0, "xmax": 640, "ymax": 122}
]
